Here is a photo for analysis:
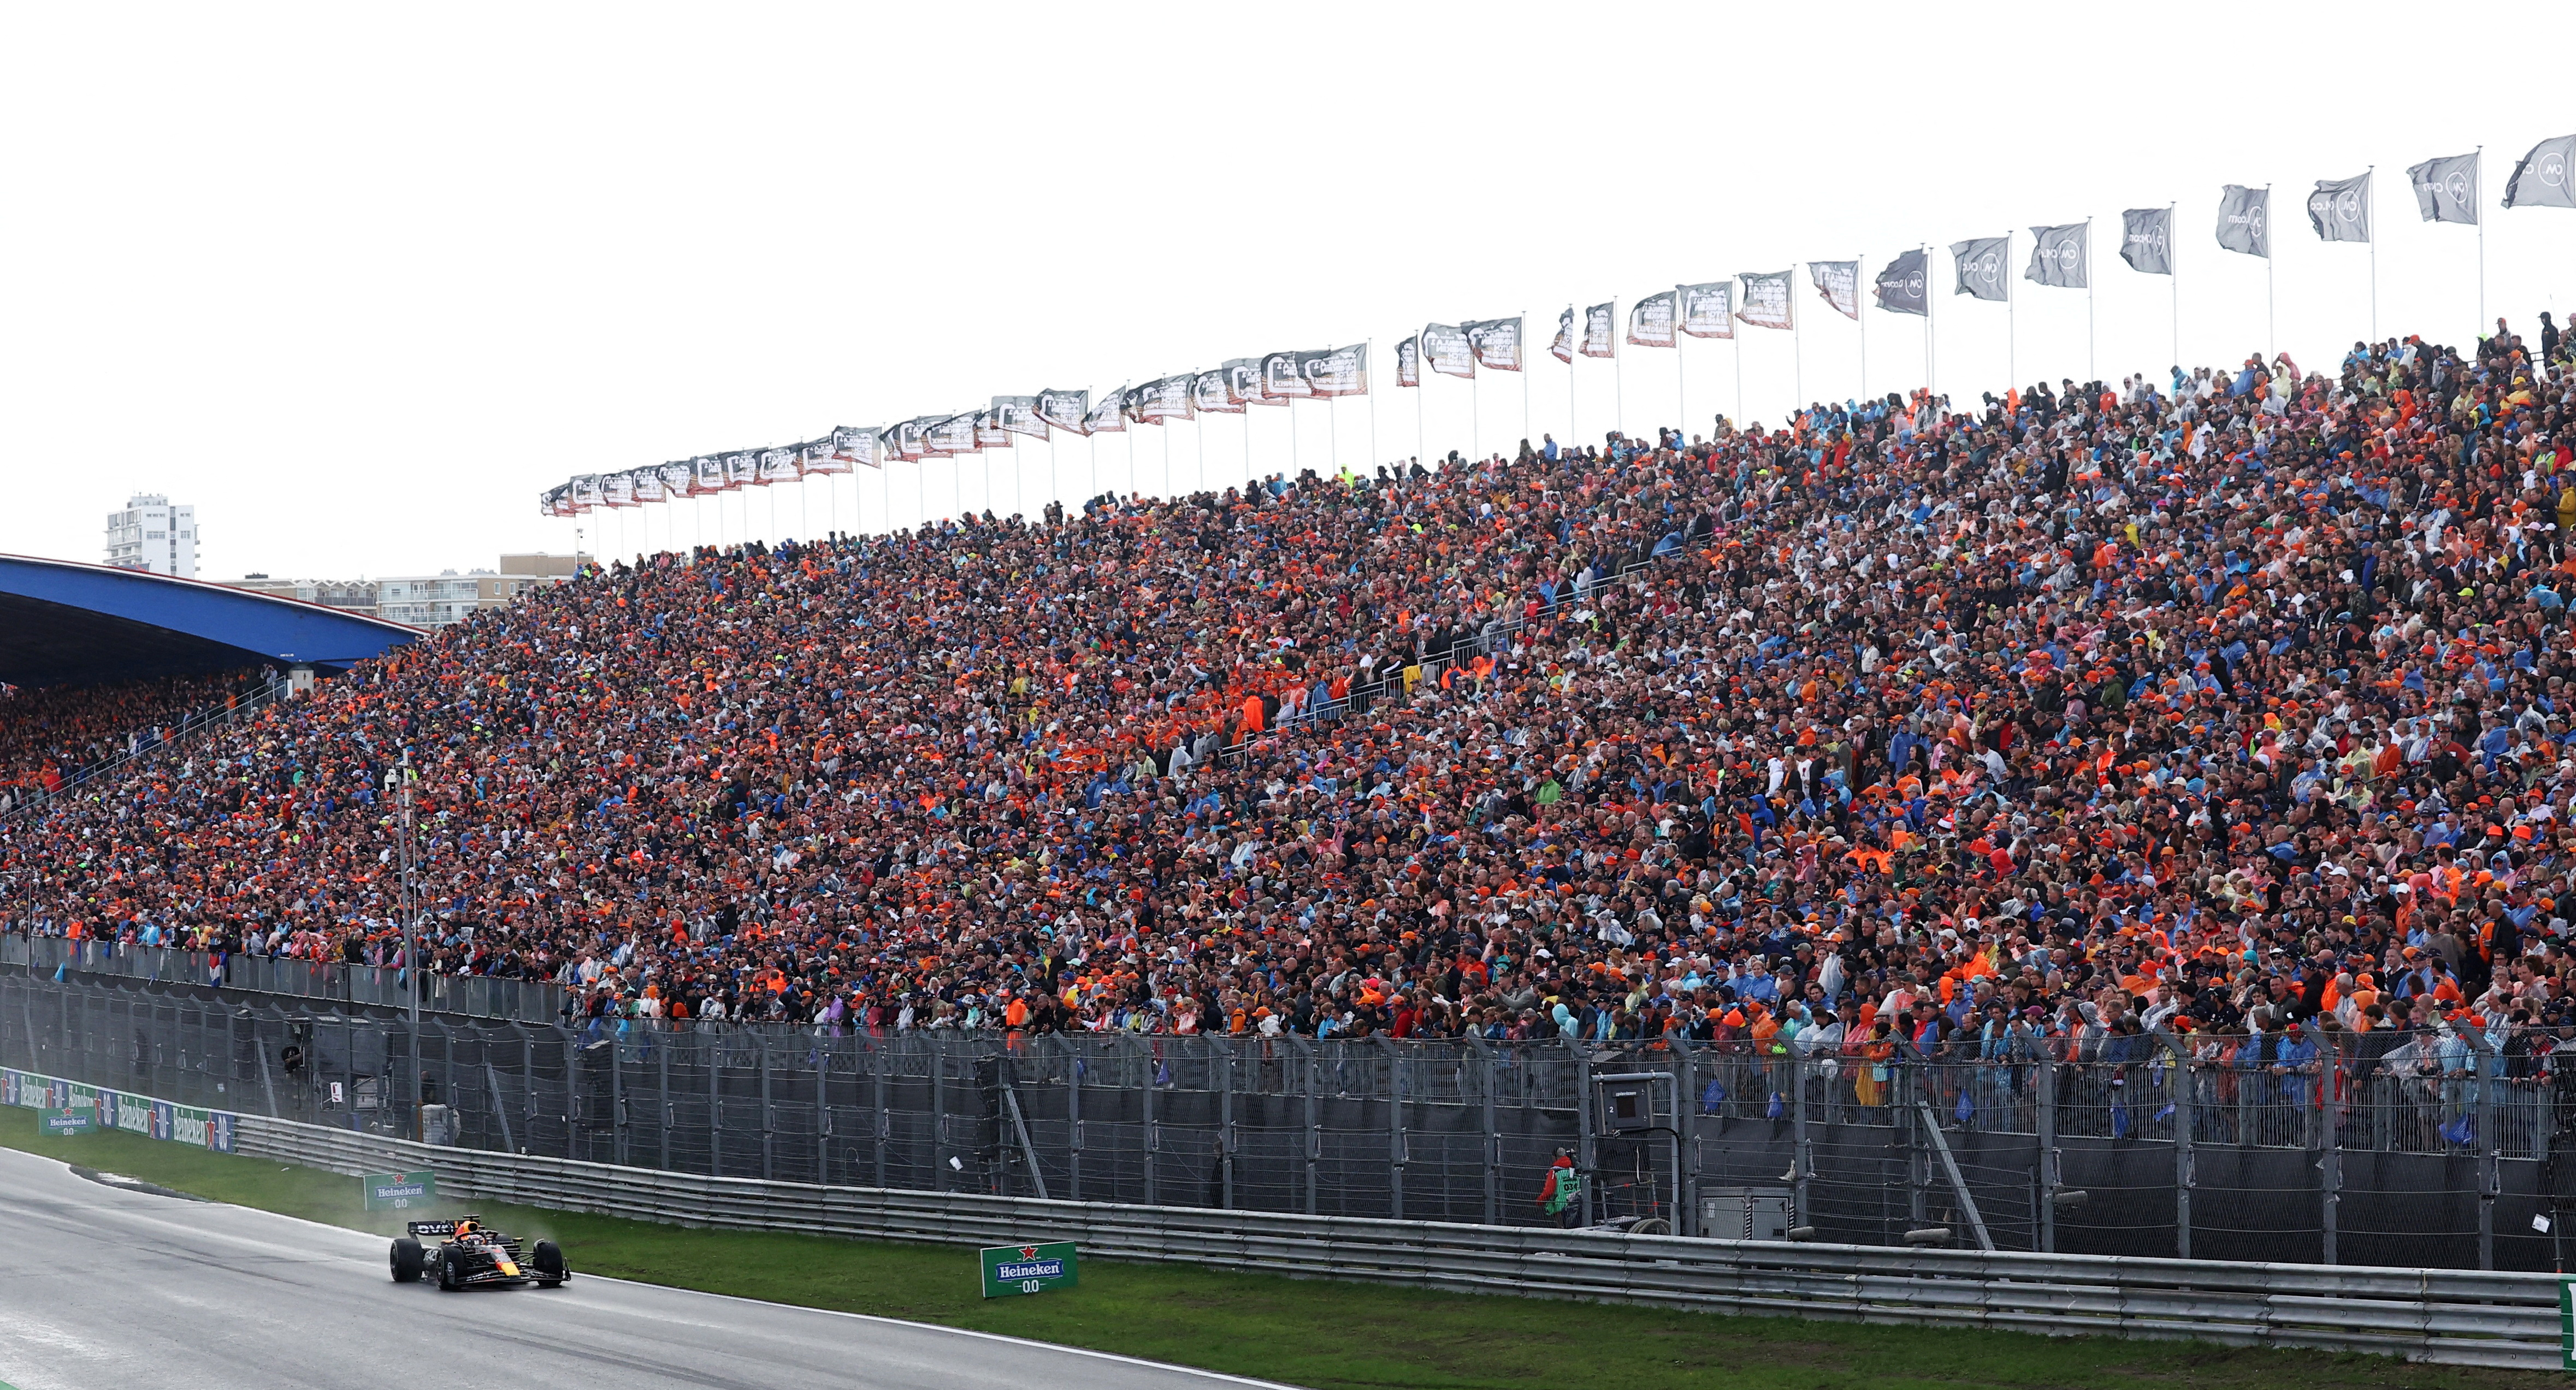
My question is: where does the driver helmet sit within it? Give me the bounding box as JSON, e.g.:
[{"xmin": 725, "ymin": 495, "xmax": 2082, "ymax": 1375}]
[{"xmin": 452, "ymin": 1220, "xmax": 478, "ymax": 1239}]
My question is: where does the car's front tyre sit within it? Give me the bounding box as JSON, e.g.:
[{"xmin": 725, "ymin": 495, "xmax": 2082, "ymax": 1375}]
[
  {"xmin": 390, "ymin": 1237, "xmax": 424, "ymax": 1283},
  {"xmin": 531, "ymin": 1240, "xmax": 569, "ymax": 1288}
]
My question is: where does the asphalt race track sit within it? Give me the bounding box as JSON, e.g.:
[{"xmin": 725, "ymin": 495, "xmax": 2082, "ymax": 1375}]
[{"xmin": 0, "ymin": 1147, "xmax": 1289, "ymax": 1390}]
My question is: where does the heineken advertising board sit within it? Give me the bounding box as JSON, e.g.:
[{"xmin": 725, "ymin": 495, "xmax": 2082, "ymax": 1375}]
[
  {"xmin": 364, "ymin": 1170, "xmax": 437, "ymax": 1211},
  {"xmin": 979, "ymin": 1241, "xmax": 1078, "ymax": 1299},
  {"xmin": 40, "ymin": 1106, "xmax": 94, "ymax": 1137}
]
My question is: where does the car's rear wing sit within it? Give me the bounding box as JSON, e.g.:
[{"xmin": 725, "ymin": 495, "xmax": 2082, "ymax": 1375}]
[{"xmin": 405, "ymin": 1217, "xmax": 477, "ymax": 1239}]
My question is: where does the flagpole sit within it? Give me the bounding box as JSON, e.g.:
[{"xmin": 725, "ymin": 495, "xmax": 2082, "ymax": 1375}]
[
  {"xmin": 1733, "ymin": 329, "xmax": 1744, "ymax": 432},
  {"xmin": 1614, "ymin": 299, "xmax": 1625, "ymax": 445},
  {"xmin": 1327, "ymin": 382, "xmax": 1339, "ymax": 478},
  {"xmin": 2367, "ymin": 165, "xmax": 2379, "ymax": 344},
  {"xmin": 1858, "ymin": 251, "xmax": 1868, "ymax": 403},
  {"xmin": 2266, "ymin": 184, "xmax": 2276, "ymax": 359},
  {"xmin": 1414, "ymin": 355, "xmax": 1425, "ymax": 472},
  {"xmin": 1792, "ymin": 271, "xmax": 1804, "ymax": 414},
  {"xmin": 2169, "ymin": 203, "xmax": 2179, "ymax": 375},
  {"xmin": 1470, "ymin": 365, "xmax": 1480, "ymax": 465},
  {"xmin": 2085, "ymin": 218, "xmax": 2096, "ymax": 385},
  {"xmin": 1368, "ymin": 338, "xmax": 1379, "ymax": 476},
  {"xmin": 1924, "ymin": 244, "xmax": 1934, "ymax": 403},
  {"xmin": 2476, "ymin": 146, "xmax": 2487, "ymax": 334},
  {"xmin": 1676, "ymin": 303, "xmax": 1687, "ymax": 445},
  {"xmin": 1565, "ymin": 304, "xmax": 1576, "ymax": 449},
  {"xmin": 1520, "ymin": 310, "xmax": 1531, "ymax": 454},
  {"xmin": 2005, "ymin": 230, "xmax": 2017, "ymax": 394}
]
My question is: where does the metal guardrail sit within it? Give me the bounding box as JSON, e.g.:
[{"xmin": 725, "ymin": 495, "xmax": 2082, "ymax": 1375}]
[
  {"xmin": 0, "ymin": 937, "xmax": 566, "ymax": 1024},
  {"xmin": 230, "ymin": 1112, "xmax": 2565, "ymax": 1371}
]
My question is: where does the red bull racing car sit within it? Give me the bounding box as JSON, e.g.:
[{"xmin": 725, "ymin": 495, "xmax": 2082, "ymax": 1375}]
[{"xmin": 389, "ymin": 1216, "xmax": 569, "ymax": 1291}]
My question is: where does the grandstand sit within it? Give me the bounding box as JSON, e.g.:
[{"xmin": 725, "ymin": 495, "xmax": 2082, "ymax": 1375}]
[{"xmin": 3, "ymin": 320, "xmax": 2573, "ymax": 1268}]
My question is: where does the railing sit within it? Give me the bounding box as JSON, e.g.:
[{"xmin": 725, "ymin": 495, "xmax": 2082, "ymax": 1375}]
[
  {"xmin": 0, "ymin": 678, "xmax": 291, "ymax": 825},
  {"xmin": 0, "ymin": 936, "xmax": 565, "ymax": 1024}
]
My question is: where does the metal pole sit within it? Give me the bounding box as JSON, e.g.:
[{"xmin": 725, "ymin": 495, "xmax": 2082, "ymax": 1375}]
[
  {"xmin": 1792, "ymin": 274, "xmax": 1804, "ymax": 415},
  {"xmin": 1858, "ymin": 250, "xmax": 1868, "ymax": 403},
  {"xmin": 1519, "ymin": 310, "xmax": 1531, "ymax": 452},
  {"xmin": 1368, "ymin": 337, "xmax": 1378, "ymax": 475},
  {"xmin": 1792, "ymin": 1046, "xmax": 1812, "ymax": 1231},
  {"xmin": 2037, "ymin": 1045, "xmax": 2058, "ymax": 1254},
  {"xmin": 1065, "ymin": 1040, "xmax": 1084, "ymax": 1202},
  {"xmin": 397, "ymin": 750, "xmax": 420, "ymax": 1139},
  {"xmin": 2480, "ymin": 1030, "xmax": 2500, "ymax": 1270},
  {"xmin": 2477, "ymin": 146, "xmax": 2487, "ymax": 334},
  {"xmin": 2005, "ymin": 229, "xmax": 2016, "ymax": 394},
  {"xmin": 1385, "ymin": 1035, "xmax": 1406, "ymax": 1222},
  {"xmin": 2170, "ymin": 202, "xmax": 2179, "ymax": 373},
  {"xmin": 872, "ymin": 1039, "xmax": 889, "ymax": 1190},
  {"xmin": 1575, "ymin": 1041, "xmax": 1596, "ymax": 1227},
  {"xmin": 2321, "ymin": 1032, "xmax": 2340, "ymax": 1266},
  {"xmin": 2367, "ymin": 164, "xmax": 2379, "ymax": 344},
  {"xmin": 1141, "ymin": 1038, "xmax": 1157, "ymax": 1208},
  {"xmin": 1303, "ymin": 1043, "xmax": 1320, "ymax": 1217},
  {"xmin": 1476, "ymin": 1037, "xmax": 1499, "ymax": 1227},
  {"xmin": 2164, "ymin": 1029, "xmax": 2193, "ymax": 1261},
  {"xmin": 2266, "ymin": 185, "xmax": 2276, "ymax": 358},
  {"xmin": 1612, "ymin": 299, "xmax": 1624, "ymax": 446},
  {"xmin": 1218, "ymin": 1040, "xmax": 1234, "ymax": 1210},
  {"xmin": 2085, "ymin": 218, "xmax": 2096, "ymax": 385}
]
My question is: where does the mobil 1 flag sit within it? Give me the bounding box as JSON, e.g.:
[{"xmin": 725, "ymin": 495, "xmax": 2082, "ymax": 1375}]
[
  {"xmin": 1949, "ymin": 237, "xmax": 2009, "ymax": 301},
  {"xmin": 2504, "ymin": 135, "xmax": 2576, "ymax": 210},
  {"xmin": 2215, "ymin": 184, "xmax": 2270, "ymax": 257},
  {"xmin": 2307, "ymin": 172, "xmax": 2371, "ymax": 243},
  {"xmin": 2024, "ymin": 224, "xmax": 2087, "ymax": 288},
  {"xmin": 2407, "ymin": 153, "xmax": 2479, "ymax": 224},
  {"xmin": 2119, "ymin": 208, "xmax": 2172, "ymax": 274},
  {"xmin": 1872, "ymin": 250, "xmax": 1928, "ymax": 316}
]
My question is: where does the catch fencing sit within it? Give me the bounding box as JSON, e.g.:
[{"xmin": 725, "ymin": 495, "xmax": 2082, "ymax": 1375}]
[
  {"xmin": 232, "ymin": 1111, "xmax": 2566, "ymax": 1371},
  {"xmin": 5, "ymin": 969, "xmax": 2571, "ymax": 1272}
]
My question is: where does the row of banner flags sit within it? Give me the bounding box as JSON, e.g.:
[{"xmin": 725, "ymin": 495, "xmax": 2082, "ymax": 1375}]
[{"xmin": 540, "ymin": 134, "xmax": 2576, "ymax": 519}]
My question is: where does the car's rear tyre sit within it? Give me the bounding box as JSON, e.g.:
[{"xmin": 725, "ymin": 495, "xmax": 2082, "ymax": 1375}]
[
  {"xmin": 531, "ymin": 1240, "xmax": 568, "ymax": 1287},
  {"xmin": 390, "ymin": 1237, "xmax": 424, "ymax": 1283},
  {"xmin": 436, "ymin": 1248, "xmax": 462, "ymax": 1291}
]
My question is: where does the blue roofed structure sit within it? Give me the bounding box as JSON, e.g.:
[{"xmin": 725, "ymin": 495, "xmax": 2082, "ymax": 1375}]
[{"xmin": 0, "ymin": 554, "xmax": 423, "ymax": 688}]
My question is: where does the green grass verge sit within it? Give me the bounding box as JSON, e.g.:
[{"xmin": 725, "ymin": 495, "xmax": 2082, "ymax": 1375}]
[{"xmin": 0, "ymin": 1107, "xmax": 2552, "ymax": 1390}]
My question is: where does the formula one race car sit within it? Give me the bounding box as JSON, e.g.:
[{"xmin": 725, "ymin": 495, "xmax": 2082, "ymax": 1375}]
[{"xmin": 389, "ymin": 1217, "xmax": 569, "ymax": 1291}]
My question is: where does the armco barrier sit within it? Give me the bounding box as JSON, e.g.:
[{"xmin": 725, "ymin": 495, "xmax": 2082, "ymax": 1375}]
[{"xmin": 229, "ymin": 1114, "xmax": 2563, "ymax": 1370}]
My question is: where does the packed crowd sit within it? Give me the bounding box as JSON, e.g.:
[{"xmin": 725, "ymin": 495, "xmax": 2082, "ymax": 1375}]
[
  {"xmin": 8, "ymin": 312, "xmax": 2576, "ymax": 1107},
  {"xmin": 0, "ymin": 669, "xmax": 272, "ymax": 814}
]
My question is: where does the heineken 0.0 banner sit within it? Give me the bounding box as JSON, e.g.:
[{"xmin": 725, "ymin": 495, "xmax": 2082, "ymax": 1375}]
[
  {"xmin": 980, "ymin": 1241, "xmax": 1079, "ymax": 1298},
  {"xmin": 364, "ymin": 1170, "xmax": 438, "ymax": 1211}
]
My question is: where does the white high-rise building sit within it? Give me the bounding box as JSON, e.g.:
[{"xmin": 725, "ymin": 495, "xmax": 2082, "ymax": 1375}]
[{"xmin": 104, "ymin": 493, "xmax": 198, "ymax": 579}]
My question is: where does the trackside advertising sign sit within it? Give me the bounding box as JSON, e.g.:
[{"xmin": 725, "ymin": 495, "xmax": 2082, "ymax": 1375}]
[
  {"xmin": 2, "ymin": 1069, "xmax": 235, "ymax": 1152},
  {"xmin": 364, "ymin": 1170, "xmax": 437, "ymax": 1211},
  {"xmin": 980, "ymin": 1241, "xmax": 1078, "ymax": 1299}
]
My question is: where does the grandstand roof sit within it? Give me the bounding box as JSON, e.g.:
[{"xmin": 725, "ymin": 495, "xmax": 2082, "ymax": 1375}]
[{"xmin": 0, "ymin": 554, "xmax": 423, "ymax": 688}]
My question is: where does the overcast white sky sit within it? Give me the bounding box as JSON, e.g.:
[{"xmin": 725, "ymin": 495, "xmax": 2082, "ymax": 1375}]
[{"xmin": 3, "ymin": 3, "xmax": 2570, "ymax": 581}]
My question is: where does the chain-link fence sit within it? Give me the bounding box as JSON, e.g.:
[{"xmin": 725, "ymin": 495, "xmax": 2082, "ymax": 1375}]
[{"xmin": 6, "ymin": 970, "xmax": 2568, "ymax": 1271}]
